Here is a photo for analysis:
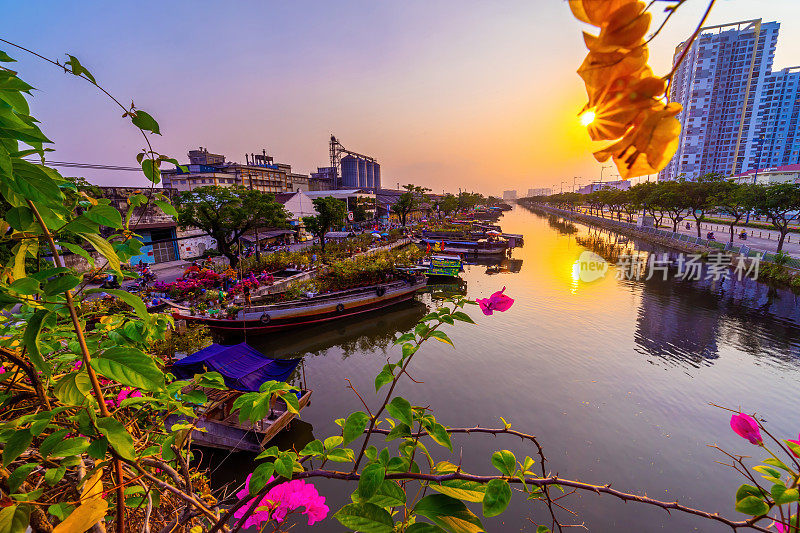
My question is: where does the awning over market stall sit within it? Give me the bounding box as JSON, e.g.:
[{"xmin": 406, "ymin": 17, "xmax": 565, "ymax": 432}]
[{"xmin": 172, "ymin": 343, "xmax": 301, "ymax": 392}]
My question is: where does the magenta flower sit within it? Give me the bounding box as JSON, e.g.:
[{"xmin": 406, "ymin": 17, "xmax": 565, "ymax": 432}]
[
  {"xmin": 234, "ymin": 474, "xmax": 329, "ymax": 528},
  {"xmin": 730, "ymin": 413, "xmax": 763, "ymax": 445},
  {"xmin": 787, "ymin": 433, "xmax": 800, "ymax": 458},
  {"xmin": 476, "ymin": 287, "xmax": 515, "ymax": 316},
  {"xmin": 117, "ymin": 387, "xmax": 142, "ymax": 406},
  {"xmin": 772, "ymin": 520, "xmax": 788, "ymax": 533}
]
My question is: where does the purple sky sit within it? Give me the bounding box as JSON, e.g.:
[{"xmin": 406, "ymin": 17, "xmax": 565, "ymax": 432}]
[{"xmin": 4, "ymin": 1, "xmax": 800, "ymax": 195}]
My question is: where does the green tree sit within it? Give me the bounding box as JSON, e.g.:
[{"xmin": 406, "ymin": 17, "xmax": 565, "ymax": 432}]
[
  {"xmin": 303, "ymin": 196, "xmax": 347, "ymax": 252},
  {"xmin": 439, "ymin": 193, "xmax": 458, "ymax": 216},
  {"xmin": 683, "ymin": 174, "xmax": 726, "ymax": 238},
  {"xmin": 752, "ymin": 183, "xmax": 800, "ymax": 252},
  {"xmin": 657, "ymin": 181, "xmax": 690, "ymax": 232},
  {"xmin": 176, "ymin": 185, "xmax": 288, "ymax": 267},
  {"xmin": 713, "ymin": 182, "xmax": 758, "ymax": 244}
]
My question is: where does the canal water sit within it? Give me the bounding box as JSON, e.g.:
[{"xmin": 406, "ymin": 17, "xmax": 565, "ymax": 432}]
[{"xmin": 207, "ymin": 206, "xmax": 800, "ymax": 532}]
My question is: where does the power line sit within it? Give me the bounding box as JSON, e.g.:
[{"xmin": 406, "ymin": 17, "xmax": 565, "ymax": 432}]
[{"xmin": 22, "ymin": 159, "xmax": 141, "ymax": 171}]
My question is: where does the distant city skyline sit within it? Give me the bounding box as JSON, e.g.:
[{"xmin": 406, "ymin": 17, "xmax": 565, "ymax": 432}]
[{"xmin": 3, "ymin": 1, "xmax": 800, "ymax": 195}]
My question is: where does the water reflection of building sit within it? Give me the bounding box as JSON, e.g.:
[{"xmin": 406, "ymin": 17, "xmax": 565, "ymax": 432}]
[{"xmin": 635, "ymin": 279, "xmax": 721, "ymax": 366}]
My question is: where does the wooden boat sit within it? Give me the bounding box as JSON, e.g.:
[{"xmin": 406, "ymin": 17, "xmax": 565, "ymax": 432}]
[
  {"xmin": 419, "ymin": 239, "xmax": 508, "ymax": 256},
  {"xmin": 168, "ymin": 276, "xmax": 427, "ymax": 333},
  {"xmin": 427, "ymin": 254, "xmax": 462, "ymax": 279},
  {"xmin": 168, "ymin": 343, "xmax": 312, "ymax": 452}
]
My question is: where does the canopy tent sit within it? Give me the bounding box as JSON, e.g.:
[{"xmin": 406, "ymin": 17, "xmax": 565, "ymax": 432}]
[
  {"xmin": 172, "ymin": 343, "xmax": 301, "ymax": 392},
  {"xmin": 276, "ymin": 191, "xmax": 319, "ymax": 220}
]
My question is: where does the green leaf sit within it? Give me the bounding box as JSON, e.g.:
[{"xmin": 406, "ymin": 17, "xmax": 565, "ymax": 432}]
[
  {"xmin": 326, "ymin": 448, "xmax": 355, "ymax": 463},
  {"xmin": 5, "ymin": 206, "xmax": 33, "ymax": 231},
  {"xmin": 153, "ymin": 199, "xmax": 177, "ymax": 217},
  {"xmin": 367, "ymin": 480, "xmax": 406, "ymax": 508},
  {"xmin": 451, "ymin": 311, "xmax": 475, "ymax": 324},
  {"xmin": 358, "ymin": 463, "xmax": 386, "ymax": 501},
  {"xmin": 44, "ymin": 465, "xmax": 67, "ymax": 486},
  {"xmin": 249, "ymin": 462, "xmax": 275, "ymax": 496},
  {"xmin": 7, "ymin": 464, "xmax": 37, "ymax": 493},
  {"xmin": 426, "ymin": 422, "xmax": 452, "ymax": 451},
  {"xmin": 324, "ymin": 436, "xmax": 343, "ymax": 450},
  {"xmin": 83, "ymin": 204, "xmax": 122, "ymax": 229},
  {"xmin": 86, "ymin": 438, "xmax": 108, "ymax": 460},
  {"xmin": 22, "ymin": 309, "xmax": 49, "ymax": 377},
  {"xmin": 96, "ymin": 417, "xmax": 135, "ymax": 460},
  {"xmin": 86, "ymin": 288, "xmax": 148, "ymax": 319},
  {"xmin": 764, "ymin": 457, "xmax": 793, "ymax": 473},
  {"xmin": 131, "ymin": 110, "xmax": 161, "ymax": 135},
  {"xmin": 0, "ymin": 504, "xmax": 30, "ymax": 533},
  {"xmin": 343, "ymin": 411, "xmax": 370, "ymax": 446},
  {"xmin": 300, "ymin": 440, "xmax": 324, "ymax": 457},
  {"xmin": 90, "ymin": 347, "xmax": 165, "ymax": 391},
  {"xmin": 430, "ymin": 479, "xmax": 486, "ymax": 503},
  {"xmin": 47, "ymin": 437, "xmax": 90, "ymax": 458},
  {"xmin": 385, "ymin": 423, "xmax": 411, "ymax": 442},
  {"xmin": 429, "ymin": 330, "xmax": 454, "ymax": 346},
  {"xmin": 482, "ymin": 479, "xmax": 511, "ymax": 517},
  {"xmin": 753, "ymin": 465, "xmax": 783, "ymax": 484},
  {"xmin": 3, "ymin": 429, "xmax": 32, "ymax": 467},
  {"xmin": 491, "ymin": 450, "xmax": 516, "ymax": 476},
  {"xmin": 141, "ymin": 159, "xmax": 160, "ymax": 183},
  {"xmin": 79, "ymin": 232, "xmax": 121, "ymax": 274},
  {"xmin": 386, "ymin": 396, "xmax": 413, "ymax": 427},
  {"xmin": 735, "ymin": 495, "xmax": 769, "ymax": 516},
  {"xmin": 394, "ymin": 332, "xmax": 415, "ymax": 345},
  {"xmin": 9, "ymin": 277, "xmax": 39, "ymax": 295},
  {"xmin": 43, "ymin": 274, "xmax": 80, "ymax": 296},
  {"xmin": 772, "ymin": 483, "xmax": 799, "ymax": 505},
  {"xmin": 47, "ymin": 503, "xmax": 74, "ymax": 522},
  {"xmin": 785, "ymin": 440, "xmax": 800, "ymax": 459},
  {"xmin": 333, "ymin": 503, "xmax": 394, "ymax": 533},
  {"xmin": 53, "ymin": 372, "xmax": 94, "ymax": 406},
  {"xmin": 65, "ymin": 55, "xmax": 97, "ymax": 83},
  {"xmin": 55, "ymin": 241, "xmax": 93, "ymax": 264},
  {"xmin": 536, "ymin": 527, "xmax": 552, "ymax": 533},
  {"xmin": 375, "ymin": 368, "xmax": 394, "ymax": 392},
  {"xmin": 38, "ymin": 429, "xmax": 70, "ymax": 458},
  {"xmin": 414, "ymin": 494, "xmax": 485, "ymax": 533},
  {"xmin": 273, "ymin": 454, "xmax": 294, "ymax": 479},
  {"xmin": 0, "ymin": 51, "xmax": 16, "ymax": 63}
]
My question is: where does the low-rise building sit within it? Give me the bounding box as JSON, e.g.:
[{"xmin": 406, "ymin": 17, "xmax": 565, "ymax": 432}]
[
  {"xmin": 502, "ymin": 190, "xmax": 517, "ymax": 200},
  {"xmin": 97, "ymin": 187, "xmax": 181, "ymax": 264},
  {"xmin": 527, "ymin": 188, "xmax": 552, "ymax": 197},
  {"xmin": 730, "ymin": 164, "xmax": 800, "ymax": 185},
  {"xmin": 162, "ymin": 147, "xmax": 303, "ymax": 194},
  {"xmin": 577, "ymin": 180, "xmax": 631, "ymax": 194}
]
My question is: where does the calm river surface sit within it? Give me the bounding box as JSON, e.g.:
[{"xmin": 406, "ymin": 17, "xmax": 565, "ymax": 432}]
[{"xmin": 207, "ymin": 205, "xmax": 800, "ymax": 532}]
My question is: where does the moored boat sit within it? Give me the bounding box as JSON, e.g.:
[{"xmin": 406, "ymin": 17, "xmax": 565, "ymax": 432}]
[
  {"xmin": 168, "ymin": 275, "xmax": 427, "ymax": 333},
  {"xmin": 168, "ymin": 343, "xmax": 311, "ymax": 452},
  {"xmin": 419, "ymin": 239, "xmax": 508, "ymax": 256}
]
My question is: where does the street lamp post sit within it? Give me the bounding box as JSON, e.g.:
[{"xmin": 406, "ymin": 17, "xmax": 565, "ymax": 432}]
[{"xmin": 745, "ymin": 133, "xmax": 765, "ymax": 224}]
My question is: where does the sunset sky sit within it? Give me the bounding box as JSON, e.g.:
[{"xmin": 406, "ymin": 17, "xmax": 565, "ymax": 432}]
[{"xmin": 4, "ymin": 1, "xmax": 800, "ymax": 195}]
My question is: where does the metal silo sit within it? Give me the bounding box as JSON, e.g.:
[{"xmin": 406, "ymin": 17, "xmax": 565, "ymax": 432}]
[
  {"xmin": 357, "ymin": 158, "xmax": 367, "ymax": 188},
  {"xmin": 365, "ymin": 161, "xmax": 374, "ymax": 189},
  {"xmin": 373, "ymin": 162, "xmax": 381, "ymax": 189},
  {"xmin": 341, "ymin": 155, "xmax": 359, "ymax": 188}
]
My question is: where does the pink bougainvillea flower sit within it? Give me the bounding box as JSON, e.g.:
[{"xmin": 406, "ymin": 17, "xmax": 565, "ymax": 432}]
[
  {"xmin": 476, "ymin": 287, "xmax": 515, "ymax": 316},
  {"xmin": 117, "ymin": 387, "xmax": 142, "ymax": 406},
  {"xmin": 72, "ymin": 360, "xmax": 82, "ymax": 371},
  {"xmin": 787, "ymin": 433, "xmax": 800, "ymax": 458},
  {"xmin": 234, "ymin": 474, "xmax": 328, "ymax": 528},
  {"xmin": 772, "ymin": 520, "xmax": 788, "ymax": 533},
  {"xmin": 730, "ymin": 413, "xmax": 763, "ymax": 445}
]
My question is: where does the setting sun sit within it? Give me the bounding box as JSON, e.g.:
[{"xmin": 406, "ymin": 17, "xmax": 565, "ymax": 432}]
[{"xmin": 579, "ymin": 109, "xmax": 596, "ymax": 127}]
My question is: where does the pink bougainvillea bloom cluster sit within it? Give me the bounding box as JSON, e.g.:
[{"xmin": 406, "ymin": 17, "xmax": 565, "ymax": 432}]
[
  {"xmin": 116, "ymin": 387, "xmax": 142, "ymax": 406},
  {"xmin": 476, "ymin": 287, "xmax": 515, "ymax": 316},
  {"xmin": 730, "ymin": 413, "xmax": 763, "ymax": 445},
  {"xmin": 234, "ymin": 474, "xmax": 329, "ymax": 528},
  {"xmin": 787, "ymin": 433, "xmax": 800, "ymax": 458},
  {"xmin": 772, "ymin": 521, "xmax": 788, "ymax": 533}
]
